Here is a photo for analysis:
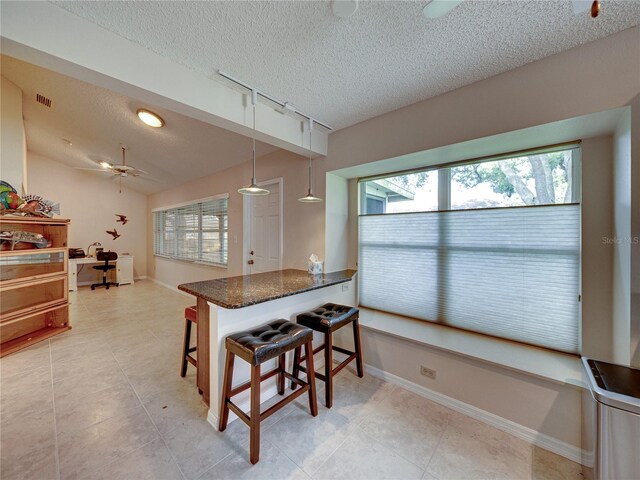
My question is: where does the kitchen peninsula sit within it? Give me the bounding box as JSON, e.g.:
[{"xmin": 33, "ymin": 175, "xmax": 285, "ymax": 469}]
[{"xmin": 178, "ymin": 268, "xmax": 357, "ymax": 428}]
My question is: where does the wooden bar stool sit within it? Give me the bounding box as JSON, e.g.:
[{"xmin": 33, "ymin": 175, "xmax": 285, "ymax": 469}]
[
  {"xmin": 219, "ymin": 319, "xmax": 318, "ymax": 464},
  {"xmin": 292, "ymin": 303, "xmax": 363, "ymax": 408},
  {"xmin": 180, "ymin": 306, "xmax": 198, "ymax": 379}
]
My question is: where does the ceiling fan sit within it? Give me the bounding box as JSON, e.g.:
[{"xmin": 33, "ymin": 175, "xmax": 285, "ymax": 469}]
[
  {"xmin": 332, "ymin": 0, "xmax": 603, "ymax": 19},
  {"xmin": 75, "ymin": 145, "xmax": 154, "ymax": 193},
  {"xmin": 421, "ymin": 0, "xmax": 602, "ymax": 19}
]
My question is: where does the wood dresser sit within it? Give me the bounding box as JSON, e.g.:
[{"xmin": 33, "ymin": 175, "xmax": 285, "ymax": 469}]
[{"xmin": 0, "ymin": 216, "xmax": 71, "ymax": 357}]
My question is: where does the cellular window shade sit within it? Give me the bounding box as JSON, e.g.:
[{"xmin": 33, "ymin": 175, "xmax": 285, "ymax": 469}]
[
  {"xmin": 154, "ymin": 197, "xmax": 228, "ymax": 265},
  {"xmin": 359, "ymin": 204, "xmax": 581, "ymax": 353}
]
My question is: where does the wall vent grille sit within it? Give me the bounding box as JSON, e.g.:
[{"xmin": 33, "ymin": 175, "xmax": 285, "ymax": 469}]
[{"xmin": 35, "ymin": 93, "xmax": 53, "ymax": 108}]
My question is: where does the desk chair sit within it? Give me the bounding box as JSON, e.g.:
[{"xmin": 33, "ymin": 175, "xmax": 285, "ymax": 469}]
[{"xmin": 91, "ymin": 251, "xmax": 119, "ymax": 290}]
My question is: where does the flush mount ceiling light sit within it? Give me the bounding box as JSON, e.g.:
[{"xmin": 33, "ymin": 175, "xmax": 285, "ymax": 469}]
[
  {"xmin": 136, "ymin": 108, "xmax": 165, "ymax": 128},
  {"xmin": 298, "ymin": 119, "xmax": 323, "ymax": 203},
  {"xmin": 238, "ymin": 90, "xmax": 270, "ymax": 196}
]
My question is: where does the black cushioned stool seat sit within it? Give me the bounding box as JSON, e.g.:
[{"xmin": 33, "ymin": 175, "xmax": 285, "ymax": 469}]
[
  {"xmin": 219, "ymin": 319, "xmax": 318, "ymax": 465},
  {"xmin": 292, "ymin": 303, "xmax": 363, "ymax": 408}
]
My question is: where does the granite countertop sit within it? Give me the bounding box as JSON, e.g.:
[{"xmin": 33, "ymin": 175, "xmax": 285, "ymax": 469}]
[{"xmin": 178, "ymin": 269, "xmax": 357, "ymax": 309}]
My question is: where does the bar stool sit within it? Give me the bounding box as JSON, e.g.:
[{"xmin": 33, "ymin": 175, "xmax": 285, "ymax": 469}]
[
  {"xmin": 219, "ymin": 319, "xmax": 318, "ymax": 464},
  {"xmin": 292, "ymin": 303, "xmax": 363, "ymax": 408},
  {"xmin": 180, "ymin": 306, "xmax": 197, "ymax": 379}
]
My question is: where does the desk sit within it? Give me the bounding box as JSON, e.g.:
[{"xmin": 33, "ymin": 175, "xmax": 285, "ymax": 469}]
[{"xmin": 68, "ymin": 255, "xmax": 134, "ymax": 291}]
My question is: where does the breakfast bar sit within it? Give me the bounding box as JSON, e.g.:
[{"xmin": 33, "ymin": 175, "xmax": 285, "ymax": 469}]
[{"xmin": 178, "ymin": 268, "xmax": 357, "ymax": 428}]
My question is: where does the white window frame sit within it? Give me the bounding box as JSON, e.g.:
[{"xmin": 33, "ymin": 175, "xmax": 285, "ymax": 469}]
[{"xmin": 153, "ymin": 193, "xmax": 229, "ymax": 267}]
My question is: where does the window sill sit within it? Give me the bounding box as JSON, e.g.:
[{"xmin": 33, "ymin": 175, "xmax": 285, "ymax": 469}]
[
  {"xmin": 153, "ymin": 255, "xmax": 227, "ymax": 269},
  {"xmin": 358, "ymin": 307, "xmax": 586, "ymax": 390}
]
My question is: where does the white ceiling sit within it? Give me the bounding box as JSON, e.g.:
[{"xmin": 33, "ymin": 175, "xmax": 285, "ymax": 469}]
[
  {"xmin": 0, "ymin": 55, "xmax": 279, "ymax": 194},
  {"xmin": 52, "ymin": 0, "xmax": 640, "ymax": 130}
]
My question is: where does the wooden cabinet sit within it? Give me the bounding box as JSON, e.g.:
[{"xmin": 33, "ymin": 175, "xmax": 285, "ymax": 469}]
[{"xmin": 0, "ymin": 217, "xmax": 71, "ymax": 357}]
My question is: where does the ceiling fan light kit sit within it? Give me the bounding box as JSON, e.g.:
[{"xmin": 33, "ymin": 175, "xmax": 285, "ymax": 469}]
[{"xmin": 238, "ymin": 89, "xmax": 270, "ymax": 196}]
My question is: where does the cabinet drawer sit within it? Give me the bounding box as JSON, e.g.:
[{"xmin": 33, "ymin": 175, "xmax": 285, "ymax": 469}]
[
  {"xmin": 0, "ymin": 249, "xmax": 67, "ymax": 285},
  {"xmin": 0, "ymin": 276, "xmax": 68, "ymax": 320}
]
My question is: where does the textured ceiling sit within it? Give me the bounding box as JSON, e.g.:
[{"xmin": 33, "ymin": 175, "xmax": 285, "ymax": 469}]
[
  {"xmin": 0, "ymin": 55, "xmax": 279, "ymax": 194},
  {"xmin": 52, "ymin": 0, "xmax": 640, "ymax": 130}
]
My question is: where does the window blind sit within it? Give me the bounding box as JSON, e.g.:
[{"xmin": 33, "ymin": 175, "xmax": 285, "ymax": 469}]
[
  {"xmin": 359, "ymin": 204, "xmax": 581, "ymax": 353},
  {"xmin": 154, "ymin": 196, "xmax": 228, "ymax": 265}
]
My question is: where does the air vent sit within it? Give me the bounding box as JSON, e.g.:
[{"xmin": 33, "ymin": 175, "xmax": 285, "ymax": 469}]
[{"xmin": 34, "ymin": 93, "xmax": 53, "ymax": 108}]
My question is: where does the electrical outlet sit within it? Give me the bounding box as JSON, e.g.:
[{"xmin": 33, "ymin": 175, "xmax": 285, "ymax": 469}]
[
  {"xmin": 342, "ymin": 283, "xmax": 349, "ymax": 292},
  {"xmin": 420, "ymin": 365, "xmax": 436, "ymax": 380}
]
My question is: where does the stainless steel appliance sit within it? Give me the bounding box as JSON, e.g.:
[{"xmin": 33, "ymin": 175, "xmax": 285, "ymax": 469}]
[{"xmin": 582, "ymin": 357, "xmax": 640, "ymax": 480}]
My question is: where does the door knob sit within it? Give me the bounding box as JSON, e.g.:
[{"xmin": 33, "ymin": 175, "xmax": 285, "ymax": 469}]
[
  {"xmin": 250, "ymin": 250, "xmax": 254, "ymax": 255},
  {"xmin": 248, "ymin": 259, "xmax": 254, "ymax": 265}
]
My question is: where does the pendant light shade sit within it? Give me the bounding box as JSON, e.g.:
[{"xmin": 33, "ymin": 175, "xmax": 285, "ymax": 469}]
[
  {"xmin": 239, "ymin": 89, "xmax": 269, "ymax": 196},
  {"xmin": 298, "ymin": 119, "xmax": 322, "ymax": 203}
]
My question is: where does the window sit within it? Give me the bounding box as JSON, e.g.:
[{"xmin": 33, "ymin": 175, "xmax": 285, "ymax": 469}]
[
  {"xmin": 358, "ymin": 145, "xmax": 581, "ymax": 354},
  {"xmin": 154, "ymin": 195, "xmax": 228, "ymax": 266}
]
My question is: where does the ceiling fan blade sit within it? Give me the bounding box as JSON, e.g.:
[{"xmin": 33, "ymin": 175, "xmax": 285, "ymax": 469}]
[
  {"xmin": 572, "ymin": 0, "xmax": 593, "ymax": 14},
  {"xmin": 422, "ymin": 0, "xmax": 463, "ymax": 19},
  {"xmin": 74, "ymin": 167, "xmax": 112, "ymax": 172}
]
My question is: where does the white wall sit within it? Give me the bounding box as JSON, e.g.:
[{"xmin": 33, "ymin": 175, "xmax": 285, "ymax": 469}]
[
  {"xmin": 1, "ymin": 76, "xmax": 27, "ymax": 193},
  {"xmin": 27, "ymin": 153, "xmax": 148, "ymax": 279},
  {"xmin": 630, "ymin": 94, "xmax": 640, "ymax": 368}
]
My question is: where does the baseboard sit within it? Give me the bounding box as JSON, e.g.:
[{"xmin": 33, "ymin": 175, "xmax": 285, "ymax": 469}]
[
  {"xmin": 148, "ymin": 277, "xmax": 193, "ymax": 298},
  {"xmin": 364, "ymin": 363, "xmax": 589, "ymax": 466},
  {"xmin": 135, "ymin": 275, "xmax": 147, "ymax": 280}
]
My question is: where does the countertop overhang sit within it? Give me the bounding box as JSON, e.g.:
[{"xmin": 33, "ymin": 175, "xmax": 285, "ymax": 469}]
[{"xmin": 178, "ymin": 269, "xmax": 357, "ymax": 309}]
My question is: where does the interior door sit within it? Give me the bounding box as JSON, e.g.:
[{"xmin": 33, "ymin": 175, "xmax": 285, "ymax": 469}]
[{"xmin": 248, "ymin": 180, "xmax": 282, "ymax": 274}]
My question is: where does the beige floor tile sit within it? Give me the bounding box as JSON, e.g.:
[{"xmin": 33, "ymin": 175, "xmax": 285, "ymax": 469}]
[
  {"xmin": 359, "ymin": 386, "xmax": 452, "ymax": 469},
  {"xmin": 58, "ymin": 406, "xmax": 159, "ymax": 479},
  {"xmin": 198, "ymin": 439, "xmax": 308, "ymax": 480},
  {"xmin": 1, "ymin": 365, "xmax": 53, "ymax": 419},
  {"xmin": 0, "ymin": 407, "xmax": 58, "ymax": 480},
  {"xmin": 262, "ymin": 402, "xmax": 357, "ymax": 476},
  {"xmin": 532, "ymin": 446, "xmax": 584, "ymax": 480},
  {"xmin": 55, "ymin": 382, "xmax": 142, "ymax": 435},
  {"xmin": 52, "ymin": 346, "xmax": 119, "ymax": 382},
  {"xmin": 144, "ymin": 384, "xmax": 208, "ymax": 435},
  {"xmin": 426, "ymin": 413, "xmax": 533, "ymax": 480},
  {"xmin": 0, "ymin": 342, "xmax": 51, "ymax": 377},
  {"xmin": 163, "ymin": 416, "xmax": 237, "ymax": 480},
  {"xmin": 313, "ymin": 427, "xmax": 424, "ymax": 480},
  {"xmin": 91, "ymin": 438, "xmax": 183, "ymax": 480},
  {"xmin": 53, "ymin": 362, "xmax": 128, "ymax": 401}
]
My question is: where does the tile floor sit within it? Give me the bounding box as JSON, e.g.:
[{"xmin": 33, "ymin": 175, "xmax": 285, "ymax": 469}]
[{"xmin": 1, "ymin": 281, "xmax": 587, "ymax": 480}]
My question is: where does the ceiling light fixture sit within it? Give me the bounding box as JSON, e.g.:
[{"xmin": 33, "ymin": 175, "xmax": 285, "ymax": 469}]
[
  {"xmin": 99, "ymin": 161, "xmax": 112, "ymax": 169},
  {"xmin": 298, "ymin": 119, "xmax": 322, "ymax": 203},
  {"xmin": 238, "ymin": 90, "xmax": 270, "ymax": 196},
  {"xmin": 136, "ymin": 108, "xmax": 165, "ymax": 128},
  {"xmin": 422, "ymin": 0, "xmax": 462, "ymax": 18}
]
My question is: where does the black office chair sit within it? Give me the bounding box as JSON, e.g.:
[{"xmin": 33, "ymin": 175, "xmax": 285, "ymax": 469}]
[{"xmin": 91, "ymin": 251, "xmax": 119, "ymax": 290}]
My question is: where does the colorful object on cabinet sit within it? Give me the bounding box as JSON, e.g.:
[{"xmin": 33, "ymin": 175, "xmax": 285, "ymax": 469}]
[
  {"xmin": 0, "ymin": 231, "xmax": 50, "ymax": 250},
  {"xmin": 0, "ymin": 182, "xmax": 60, "ymax": 218}
]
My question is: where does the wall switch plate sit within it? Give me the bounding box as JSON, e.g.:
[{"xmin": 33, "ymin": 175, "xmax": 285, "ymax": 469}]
[
  {"xmin": 420, "ymin": 366, "xmax": 436, "ymax": 379},
  {"xmin": 342, "ymin": 283, "xmax": 349, "ymax": 292}
]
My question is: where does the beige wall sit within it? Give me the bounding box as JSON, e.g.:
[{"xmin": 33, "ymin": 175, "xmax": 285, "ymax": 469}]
[
  {"xmin": 631, "ymin": 94, "xmax": 640, "ymax": 368},
  {"xmin": 1, "ymin": 76, "xmax": 27, "ymax": 193},
  {"xmin": 147, "ymin": 149, "xmax": 324, "ymax": 288},
  {"xmin": 27, "ymin": 153, "xmax": 148, "ymax": 278},
  {"xmin": 612, "ymin": 111, "xmax": 632, "ymax": 366}
]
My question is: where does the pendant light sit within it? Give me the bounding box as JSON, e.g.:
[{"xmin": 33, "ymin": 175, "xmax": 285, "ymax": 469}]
[
  {"xmin": 238, "ymin": 89, "xmax": 270, "ymax": 196},
  {"xmin": 298, "ymin": 118, "xmax": 323, "ymax": 203}
]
